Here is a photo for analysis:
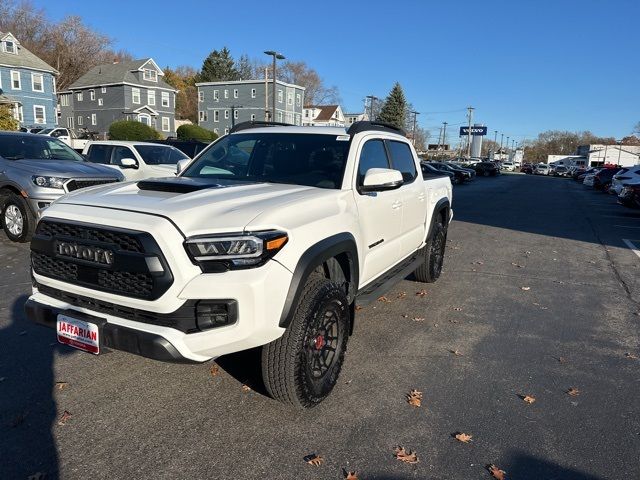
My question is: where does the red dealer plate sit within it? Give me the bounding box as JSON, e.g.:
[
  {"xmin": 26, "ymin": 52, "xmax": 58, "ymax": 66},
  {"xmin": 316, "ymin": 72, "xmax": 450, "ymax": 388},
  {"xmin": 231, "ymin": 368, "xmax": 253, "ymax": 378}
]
[{"xmin": 57, "ymin": 314, "xmax": 100, "ymax": 354}]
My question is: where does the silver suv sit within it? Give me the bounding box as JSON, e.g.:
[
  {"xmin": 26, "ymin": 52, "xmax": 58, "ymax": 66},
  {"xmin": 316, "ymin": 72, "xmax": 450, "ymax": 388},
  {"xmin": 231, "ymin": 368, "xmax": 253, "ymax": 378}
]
[{"xmin": 0, "ymin": 132, "xmax": 123, "ymax": 242}]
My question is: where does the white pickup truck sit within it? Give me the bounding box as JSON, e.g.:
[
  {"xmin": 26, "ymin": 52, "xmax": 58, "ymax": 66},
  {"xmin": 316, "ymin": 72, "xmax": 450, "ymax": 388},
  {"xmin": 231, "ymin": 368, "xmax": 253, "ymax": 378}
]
[
  {"xmin": 26, "ymin": 121, "xmax": 453, "ymax": 408},
  {"xmin": 37, "ymin": 127, "xmax": 91, "ymax": 152}
]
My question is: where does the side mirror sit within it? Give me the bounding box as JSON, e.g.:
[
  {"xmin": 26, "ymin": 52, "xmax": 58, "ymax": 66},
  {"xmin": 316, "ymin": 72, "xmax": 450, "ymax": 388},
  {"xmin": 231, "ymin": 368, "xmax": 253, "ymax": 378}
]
[
  {"xmin": 119, "ymin": 158, "xmax": 139, "ymax": 169},
  {"xmin": 361, "ymin": 168, "xmax": 403, "ymax": 192},
  {"xmin": 176, "ymin": 158, "xmax": 190, "ymax": 175}
]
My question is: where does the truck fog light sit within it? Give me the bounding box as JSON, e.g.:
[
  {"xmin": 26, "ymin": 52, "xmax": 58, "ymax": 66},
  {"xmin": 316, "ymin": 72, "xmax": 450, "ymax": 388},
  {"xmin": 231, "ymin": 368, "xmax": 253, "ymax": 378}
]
[
  {"xmin": 145, "ymin": 256, "xmax": 164, "ymax": 273},
  {"xmin": 196, "ymin": 300, "xmax": 238, "ymax": 331}
]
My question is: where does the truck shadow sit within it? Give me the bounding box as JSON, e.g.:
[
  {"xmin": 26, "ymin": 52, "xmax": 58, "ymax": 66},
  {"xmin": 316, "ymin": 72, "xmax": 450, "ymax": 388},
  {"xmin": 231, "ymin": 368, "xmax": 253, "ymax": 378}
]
[
  {"xmin": 0, "ymin": 294, "xmax": 74, "ymax": 480},
  {"xmin": 505, "ymin": 450, "xmax": 606, "ymax": 480},
  {"xmin": 216, "ymin": 346, "xmax": 269, "ymax": 397}
]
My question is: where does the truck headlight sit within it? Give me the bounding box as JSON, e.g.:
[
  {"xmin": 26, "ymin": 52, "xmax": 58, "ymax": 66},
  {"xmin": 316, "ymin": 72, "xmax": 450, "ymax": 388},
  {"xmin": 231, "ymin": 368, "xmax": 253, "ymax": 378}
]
[
  {"xmin": 184, "ymin": 231, "xmax": 288, "ymax": 271},
  {"xmin": 32, "ymin": 176, "xmax": 68, "ymax": 189}
]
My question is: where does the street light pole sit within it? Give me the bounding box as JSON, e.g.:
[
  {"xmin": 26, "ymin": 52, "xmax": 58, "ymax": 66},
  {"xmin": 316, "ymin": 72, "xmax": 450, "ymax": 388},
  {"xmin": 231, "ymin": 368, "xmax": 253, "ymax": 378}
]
[
  {"xmin": 466, "ymin": 106, "xmax": 474, "ymax": 158},
  {"xmin": 366, "ymin": 95, "xmax": 378, "ymax": 120},
  {"xmin": 411, "ymin": 111, "xmax": 420, "ymax": 146},
  {"xmin": 264, "ymin": 50, "xmax": 285, "ymax": 122},
  {"xmin": 617, "ymin": 139, "xmax": 623, "ymax": 165},
  {"xmin": 442, "ymin": 121, "xmax": 448, "ymax": 150},
  {"xmin": 500, "ymin": 133, "xmax": 504, "ymax": 159}
]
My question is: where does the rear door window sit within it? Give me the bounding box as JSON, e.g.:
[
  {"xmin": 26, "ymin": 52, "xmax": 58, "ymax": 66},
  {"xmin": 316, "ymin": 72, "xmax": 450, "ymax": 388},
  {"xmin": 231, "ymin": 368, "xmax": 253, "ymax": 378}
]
[
  {"xmin": 387, "ymin": 141, "xmax": 418, "ymax": 183},
  {"xmin": 86, "ymin": 144, "xmax": 113, "ymax": 164}
]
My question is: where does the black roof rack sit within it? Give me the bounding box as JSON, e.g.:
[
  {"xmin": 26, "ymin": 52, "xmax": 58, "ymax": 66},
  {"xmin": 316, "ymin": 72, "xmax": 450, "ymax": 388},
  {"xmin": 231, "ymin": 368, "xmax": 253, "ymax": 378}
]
[
  {"xmin": 346, "ymin": 121, "xmax": 406, "ymax": 137},
  {"xmin": 229, "ymin": 121, "xmax": 295, "ymax": 134}
]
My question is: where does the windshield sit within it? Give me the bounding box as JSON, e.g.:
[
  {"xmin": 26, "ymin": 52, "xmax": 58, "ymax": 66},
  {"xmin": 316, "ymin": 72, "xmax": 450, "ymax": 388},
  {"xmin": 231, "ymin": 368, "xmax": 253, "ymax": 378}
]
[
  {"xmin": 0, "ymin": 134, "xmax": 84, "ymax": 161},
  {"xmin": 182, "ymin": 132, "xmax": 351, "ymax": 189},
  {"xmin": 135, "ymin": 145, "xmax": 189, "ymax": 165}
]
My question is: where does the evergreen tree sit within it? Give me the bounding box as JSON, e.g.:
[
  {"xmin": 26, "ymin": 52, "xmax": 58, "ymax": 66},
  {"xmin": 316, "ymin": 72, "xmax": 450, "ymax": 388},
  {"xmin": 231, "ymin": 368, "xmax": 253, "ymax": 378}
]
[
  {"xmin": 377, "ymin": 82, "xmax": 407, "ymax": 130},
  {"xmin": 197, "ymin": 47, "xmax": 239, "ymax": 82}
]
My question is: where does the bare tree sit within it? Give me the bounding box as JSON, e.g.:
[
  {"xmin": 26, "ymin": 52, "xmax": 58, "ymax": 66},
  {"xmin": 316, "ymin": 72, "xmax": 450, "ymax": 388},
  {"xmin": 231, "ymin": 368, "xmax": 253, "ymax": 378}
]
[{"xmin": 278, "ymin": 61, "xmax": 340, "ymax": 106}]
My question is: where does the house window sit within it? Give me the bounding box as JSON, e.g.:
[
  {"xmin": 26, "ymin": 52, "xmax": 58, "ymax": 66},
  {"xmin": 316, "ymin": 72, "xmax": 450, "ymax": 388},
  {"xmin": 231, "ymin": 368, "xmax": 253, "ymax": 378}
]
[
  {"xmin": 138, "ymin": 114, "xmax": 150, "ymax": 125},
  {"xmin": 60, "ymin": 94, "xmax": 70, "ymax": 107},
  {"xmin": 77, "ymin": 116, "xmax": 83, "ymax": 126},
  {"xmin": 33, "ymin": 105, "xmax": 46, "ymax": 124},
  {"xmin": 4, "ymin": 41, "xmax": 16, "ymax": 54},
  {"xmin": 162, "ymin": 117, "xmax": 170, "ymax": 132},
  {"xmin": 101, "ymin": 86, "xmax": 106, "ymax": 93},
  {"xmin": 90, "ymin": 89, "xmax": 95, "ymax": 101},
  {"xmin": 251, "ymin": 114, "xmax": 256, "ymax": 121},
  {"xmin": 286, "ymin": 112, "xmax": 293, "ymax": 123},
  {"xmin": 77, "ymin": 92, "xmax": 83, "ymax": 101},
  {"xmin": 287, "ymin": 92, "xmax": 293, "ymax": 105},
  {"xmin": 224, "ymin": 127, "xmax": 229, "ymax": 135},
  {"xmin": 251, "ymin": 88, "xmax": 256, "ymax": 98},
  {"xmin": 31, "ymin": 73, "xmax": 44, "ymax": 92},
  {"xmin": 277, "ymin": 111, "xmax": 283, "ymax": 122},
  {"xmin": 198, "ymin": 90, "xmax": 204, "ymax": 102},
  {"xmin": 91, "ymin": 113, "xmax": 97, "ymax": 125},
  {"xmin": 98, "ymin": 98, "xmax": 103, "ymax": 106},
  {"xmin": 143, "ymin": 69, "xmax": 157, "ymax": 81},
  {"xmin": 224, "ymin": 110, "xmax": 229, "ymax": 119},
  {"xmin": 224, "ymin": 89, "xmax": 228, "ymax": 98},
  {"xmin": 296, "ymin": 94, "xmax": 301, "ymax": 107},
  {"xmin": 213, "ymin": 90, "xmax": 219, "ymax": 101},
  {"xmin": 10, "ymin": 71, "xmax": 21, "ymax": 90},
  {"xmin": 66, "ymin": 117, "xmax": 74, "ymax": 129},
  {"xmin": 199, "ymin": 111, "xmax": 207, "ymax": 122},
  {"xmin": 233, "ymin": 89, "xmax": 238, "ymax": 98},
  {"xmin": 161, "ymin": 92, "xmax": 169, "ymax": 107},
  {"xmin": 213, "ymin": 111, "xmax": 219, "ymax": 122},
  {"xmin": 132, "ymin": 88, "xmax": 140, "ymax": 104},
  {"xmin": 278, "ymin": 90, "xmax": 283, "ymax": 103},
  {"xmin": 17, "ymin": 106, "xmax": 23, "ymax": 122},
  {"xmin": 148, "ymin": 90, "xmax": 156, "ymax": 106},
  {"xmin": 234, "ymin": 109, "xmax": 238, "ymax": 119}
]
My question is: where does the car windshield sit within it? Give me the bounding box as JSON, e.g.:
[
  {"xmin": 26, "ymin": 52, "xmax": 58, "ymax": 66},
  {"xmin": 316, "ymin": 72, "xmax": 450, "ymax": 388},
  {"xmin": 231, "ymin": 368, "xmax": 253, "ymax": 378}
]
[
  {"xmin": 134, "ymin": 145, "xmax": 190, "ymax": 165},
  {"xmin": 0, "ymin": 134, "xmax": 84, "ymax": 161},
  {"xmin": 182, "ymin": 132, "xmax": 351, "ymax": 189}
]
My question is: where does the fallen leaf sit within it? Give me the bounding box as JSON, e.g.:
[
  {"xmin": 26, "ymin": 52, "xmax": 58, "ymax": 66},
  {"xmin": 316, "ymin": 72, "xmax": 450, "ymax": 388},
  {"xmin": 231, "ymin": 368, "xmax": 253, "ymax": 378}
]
[
  {"xmin": 401, "ymin": 314, "xmax": 408, "ymax": 318},
  {"xmin": 393, "ymin": 446, "xmax": 419, "ymax": 464},
  {"xmin": 58, "ymin": 410, "xmax": 72, "ymax": 426},
  {"xmin": 449, "ymin": 349, "xmax": 463, "ymax": 356},
  {"xmin": 624, "ymin": 352, "xmax": 638, "ymax": 359},
  {"xmin": 521, "ymin": 286, "xmax": 530, "ymax": 291},
  {"xmin": 344, "ymin": 379, "xmax": 353, "ymax": 385},
  {"xmin": 209, "ymin": 365, "xmax": 220, "ymax": 377},
  {"xmin": 521, "ymin": 395, "xmax": 536, "ymax": 404},
  {"xmin": 344, "ymin": 471, "xmax": 359, "ymax": 480},
  {"xmin": 396, "ymin": 292, "xmax": 407, "ymax": 299},
  {"xmin": 55, "ymin": 382, "xmax": 69, "ymax": 390},
  {"xmin": 455, "ymin": 432, "xmax": 473, "ymax": 443},
  {"xmin": 453, "ymin": 307, "xmax": 462, "ymax": 311},
  {"xmin": 355, "ymin": 305, "xmax": 363, "ymax": 311},
  {"xmin": 9, "ymin": 411, "xmax": 27, "ymax": 428},
  {"xmin": 305, "ymin": 454, "xmax": 324, "ymax": 466},
  {"xmin": 412, "ymin": 317, "xmax": 425, "ymax": 322},
  {"xmin": 241, "ymin": 384, "xmax": 251, "ymax": 393},
  {"xmin": 416, "ymin": 290, "xmax": 428, "ymax": 297},
  {"xmin": 511, "ymin": 262, "xmax": 524, "ymax": 268},
  {"xmin": 449, "ymin": 319, "xmax": 459, "ymax": 323},
  {"xmin": 567, "ymin": 387, "xmax": 580, "ymax": 396},
  {"xmin": 406, "ymin": 389, "xmax": 423, "ymax": 407},
  {"xmin": 377, "ymin": 296, "xmax": 391, "ymax": 303},
  {"xmin": 488, "ymin": 464, "xmax": 506, "ymax": 479},
  {"xmin": 557, "ymin": 356, "xmax": 566, "ymax": 363}
]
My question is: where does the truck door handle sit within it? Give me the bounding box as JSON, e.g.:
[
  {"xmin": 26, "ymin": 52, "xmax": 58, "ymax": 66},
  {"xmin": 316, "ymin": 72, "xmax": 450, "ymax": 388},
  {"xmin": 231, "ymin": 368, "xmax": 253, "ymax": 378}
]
[
  {"xmin": 392, "ymin": 200, "xmax": 402, "ymax": 210},
  {"xmin": 418, "ymin": 193, "xmax": 425, "ymax": 201}
]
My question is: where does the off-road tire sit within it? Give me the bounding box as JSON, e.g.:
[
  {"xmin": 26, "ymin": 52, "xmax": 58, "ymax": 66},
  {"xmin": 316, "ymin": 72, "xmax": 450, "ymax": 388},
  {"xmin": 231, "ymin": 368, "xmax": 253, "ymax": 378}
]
[
  {"xmin": 262, "ymin": 276, "xmax": 349, "ymax": 408},
  {"xmin": 414, "ymin": 218, "xmax": 447, "ymax": 283},
  {"xmin": 1, "ymin": 193, "xmax": 35, "ymax": 243}
]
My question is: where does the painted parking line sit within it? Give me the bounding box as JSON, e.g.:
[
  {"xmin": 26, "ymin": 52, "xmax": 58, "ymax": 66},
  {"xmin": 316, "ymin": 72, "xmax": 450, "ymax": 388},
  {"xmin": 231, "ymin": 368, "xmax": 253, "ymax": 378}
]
[
  {"xmin": 614, "ymin": 225, "xmax": 640, "ymax": 229},
  {"xmin": 622, "ymin": 239, "xmax": 640, "ymax": 260}
]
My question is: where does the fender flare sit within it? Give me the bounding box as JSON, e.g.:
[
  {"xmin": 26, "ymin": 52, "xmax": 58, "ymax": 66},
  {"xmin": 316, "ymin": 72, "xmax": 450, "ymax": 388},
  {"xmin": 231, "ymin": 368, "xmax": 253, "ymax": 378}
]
[
  {"xmin": 426, "ymin": 198, "xmax": 450, "ymax": 241},
  {"xmin": 279, "ymin": 232, "xmax": 359, "ymax": 328}
]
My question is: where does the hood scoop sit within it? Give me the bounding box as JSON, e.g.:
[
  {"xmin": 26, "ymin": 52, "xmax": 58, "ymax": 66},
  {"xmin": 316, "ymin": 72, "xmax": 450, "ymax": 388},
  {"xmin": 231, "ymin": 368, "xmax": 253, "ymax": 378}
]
[{"xmin": 137, "ymin": 178, "xmax": 223, "ymax": 194}]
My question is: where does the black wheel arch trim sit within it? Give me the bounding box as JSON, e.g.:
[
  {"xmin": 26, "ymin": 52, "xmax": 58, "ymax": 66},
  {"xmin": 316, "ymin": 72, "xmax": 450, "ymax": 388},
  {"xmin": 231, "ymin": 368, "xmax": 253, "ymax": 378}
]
[
  {"xmin": 279, "ymin": 232, "xmax": 359, "ymax": 328},
  {"xmin": 426, "ymin": 198, "xmax": 450, "ymax": 241}
]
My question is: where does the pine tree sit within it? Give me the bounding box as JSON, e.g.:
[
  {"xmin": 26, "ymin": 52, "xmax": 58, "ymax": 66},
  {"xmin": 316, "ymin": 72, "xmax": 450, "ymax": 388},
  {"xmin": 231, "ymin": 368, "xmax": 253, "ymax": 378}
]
[
  {"xmin": 377, "ymin": 82, "xmax": 407, "ymax": 130},
  {"xmin": 197, "ymin": 47, "xmax": 240, "ymax": 82}
]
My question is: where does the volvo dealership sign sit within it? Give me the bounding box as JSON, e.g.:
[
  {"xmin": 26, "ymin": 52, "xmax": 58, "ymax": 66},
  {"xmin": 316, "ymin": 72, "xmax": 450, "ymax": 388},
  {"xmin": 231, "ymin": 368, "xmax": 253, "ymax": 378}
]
[{"xmin": 460, "ymin": 126, "xmax": 487, "ymax": 136}]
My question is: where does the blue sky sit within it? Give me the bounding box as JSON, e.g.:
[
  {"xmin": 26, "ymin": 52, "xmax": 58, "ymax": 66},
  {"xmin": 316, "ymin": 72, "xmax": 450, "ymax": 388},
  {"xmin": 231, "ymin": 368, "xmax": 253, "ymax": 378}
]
[{"xmin": 39, "ymin": 0, "xmax": 639, "ymax": 145}]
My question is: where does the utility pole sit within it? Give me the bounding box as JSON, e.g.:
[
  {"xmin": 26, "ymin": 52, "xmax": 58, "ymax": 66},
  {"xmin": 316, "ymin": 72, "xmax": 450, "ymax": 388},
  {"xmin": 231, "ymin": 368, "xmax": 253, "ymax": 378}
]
[
  {"xmin": 366, "ymin": 95, "xmax": 378, "ymax": 120},
  {"xmin": 506, "ymin": 136, "xmax": 510, "ymax": 159},
  {"xmin": 411, "ymin": 111, "xmax": 420, "ymax": 146},
  {"xmin": 437, "ymin": 126, "xmax": 443, "ymax": 150},
  {"xmin": 264, "ymin": 50, "xmax": 285, "ymax": 122},
  {"xmin": 264, "ymin": 67, "xmax": 269, "ymax": 121},
  {"xmin": 442, "ymin": 122, "xmax": 448, "ymax": 150},
  {"xmin": 466, "ymin": 106, "xmax": 474, "ymax": 158},
  {"xmin": 617, "ymin": 140, "xmax": 622, "ymax": 165}
]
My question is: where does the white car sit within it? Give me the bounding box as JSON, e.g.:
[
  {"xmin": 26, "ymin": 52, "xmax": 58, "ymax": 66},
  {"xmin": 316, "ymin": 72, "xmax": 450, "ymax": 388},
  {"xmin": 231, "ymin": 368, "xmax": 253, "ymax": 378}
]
[
  {"xmin": 583, "ymin": 171, "xmax": 598, "ymax": 186},
  {"xmin": 26, "ymin": 122, "xmax": 453, "ymax": 408},
  {"xmin": 502, "ymin": 162, "xmax": 515, "ymax": 172},
  {"xmin": 534, "ymin": 164, "xmax": 550, "ymax": 175},
  {"xmin": 38, "ymin": 127, "xmax": 90, "ymax": 152},
  {"xmin": 610, "ymin": 165, "xmax": 640, "ymax": 195},
  {"xmin": 82, "ymin": 141, "xmax": 190, "ymax": 181}
]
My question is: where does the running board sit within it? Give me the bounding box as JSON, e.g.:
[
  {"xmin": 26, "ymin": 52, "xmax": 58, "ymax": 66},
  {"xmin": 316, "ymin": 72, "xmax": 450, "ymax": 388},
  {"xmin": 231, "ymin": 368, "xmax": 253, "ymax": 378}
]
[{"xmin": 356, "ymin": 249, "xmax": 424, "ymax": 306}]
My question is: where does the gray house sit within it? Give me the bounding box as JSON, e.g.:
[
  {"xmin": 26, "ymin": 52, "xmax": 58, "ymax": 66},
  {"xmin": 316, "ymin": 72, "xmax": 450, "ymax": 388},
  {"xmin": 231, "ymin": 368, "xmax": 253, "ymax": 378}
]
[
  {"xmin": 58, "ymin": 58, "xmax": 177, "ymax": 137},
  {"xmin": 196, "ymin": 79, "xmax": 305, "ymax": 135}
]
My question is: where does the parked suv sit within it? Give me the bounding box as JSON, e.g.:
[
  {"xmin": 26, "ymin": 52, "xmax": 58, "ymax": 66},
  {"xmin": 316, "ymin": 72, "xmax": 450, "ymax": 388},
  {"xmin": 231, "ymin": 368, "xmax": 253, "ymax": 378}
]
[
  {"xmin": 0, "ymin": 132, "xmax": 123, "ymax": 242},
  {"xmin": 82, "ymin": 141, "xmax": 191, "ymax": 181},
  {"xmin": 26, "ymin": 121, "xmax": 453, "ymax": 408}
]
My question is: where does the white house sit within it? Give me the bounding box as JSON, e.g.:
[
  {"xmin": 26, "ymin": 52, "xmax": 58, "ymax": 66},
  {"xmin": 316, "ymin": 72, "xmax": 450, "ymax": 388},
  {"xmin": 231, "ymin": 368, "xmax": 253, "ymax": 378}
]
[
  {"xmin": 302, "ymin": 105, "xmax": 345, "ymax": 127},
  {"xmin": 344, "ymin": 112, "xmax": 369, "ymax": 126},
  {"xmin": 577, "ymin": 144, "xmax": 640, "ymax": 167}
]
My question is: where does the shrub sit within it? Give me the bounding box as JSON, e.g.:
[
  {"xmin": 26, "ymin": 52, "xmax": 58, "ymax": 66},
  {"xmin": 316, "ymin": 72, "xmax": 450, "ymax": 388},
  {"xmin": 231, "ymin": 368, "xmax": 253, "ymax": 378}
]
[
  {"xmin": 0, "ymin": 105, "xmax": 19, "ymax": 131},
  {"xmin": 108, "ymin": 120, "xmax": 161, "ymax": 140},
  {"xmin": 176, "ymin": 124, "xmax": 218, "ymax": 142}
]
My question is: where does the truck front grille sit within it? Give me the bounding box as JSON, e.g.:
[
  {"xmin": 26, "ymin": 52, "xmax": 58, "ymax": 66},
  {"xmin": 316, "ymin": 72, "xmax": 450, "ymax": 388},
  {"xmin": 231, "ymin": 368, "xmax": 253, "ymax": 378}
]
[
  {"xmin": 65, "ymin": 179, "xmax": 119, "ymax": 192},
  {"xmin": 31, "ymin": 219, "xmax": 173, "ymax": 300}
]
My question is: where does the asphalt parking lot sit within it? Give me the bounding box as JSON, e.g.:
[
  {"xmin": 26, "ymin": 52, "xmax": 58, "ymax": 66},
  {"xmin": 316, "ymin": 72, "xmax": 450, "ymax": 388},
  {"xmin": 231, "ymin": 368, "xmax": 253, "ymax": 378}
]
[{"xmin": 1, "ymin": 173, "xmax": 639, "ymax": 480}]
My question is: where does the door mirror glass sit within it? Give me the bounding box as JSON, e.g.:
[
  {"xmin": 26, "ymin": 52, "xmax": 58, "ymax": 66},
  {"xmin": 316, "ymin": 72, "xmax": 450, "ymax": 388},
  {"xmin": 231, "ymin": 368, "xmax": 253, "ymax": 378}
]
[
  {"xmin": 361, "ymin": 168, "xmax": 403, "ymax": 192},
  {"xmin": 119, "ymin": 158, "xmax": 138, "ymax": 169}
]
